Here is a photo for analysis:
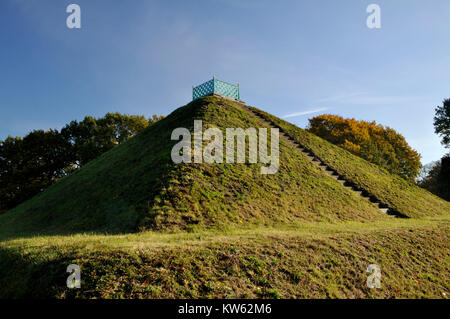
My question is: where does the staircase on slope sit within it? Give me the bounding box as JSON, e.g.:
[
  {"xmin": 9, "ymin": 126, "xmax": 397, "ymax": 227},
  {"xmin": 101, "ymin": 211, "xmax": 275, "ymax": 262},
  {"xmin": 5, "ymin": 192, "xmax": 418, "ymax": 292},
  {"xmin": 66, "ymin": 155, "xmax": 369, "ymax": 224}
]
[{"xmin": 239, "ymin": 104, "xmax": 407, "ymax": 219}]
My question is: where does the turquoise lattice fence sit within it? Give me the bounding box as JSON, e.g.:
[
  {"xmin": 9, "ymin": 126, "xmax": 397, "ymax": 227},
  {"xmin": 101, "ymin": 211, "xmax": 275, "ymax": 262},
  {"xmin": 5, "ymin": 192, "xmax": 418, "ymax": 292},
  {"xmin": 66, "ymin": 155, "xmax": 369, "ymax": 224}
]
[{"xmin": 193, "ymin": 77, "xmax": 240, "ymax": 100}]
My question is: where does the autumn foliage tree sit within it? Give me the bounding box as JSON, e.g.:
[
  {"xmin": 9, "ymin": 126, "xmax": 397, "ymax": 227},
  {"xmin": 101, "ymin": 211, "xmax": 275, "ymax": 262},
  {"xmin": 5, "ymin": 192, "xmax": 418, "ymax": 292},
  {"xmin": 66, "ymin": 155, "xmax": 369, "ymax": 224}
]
[
  {"xmin": 0, "ymin": 113, "xmax": 164, "ymax": 213},
  {"xmin": 308, "ymin": 114, "xmax": 421, "ymax": 180}
]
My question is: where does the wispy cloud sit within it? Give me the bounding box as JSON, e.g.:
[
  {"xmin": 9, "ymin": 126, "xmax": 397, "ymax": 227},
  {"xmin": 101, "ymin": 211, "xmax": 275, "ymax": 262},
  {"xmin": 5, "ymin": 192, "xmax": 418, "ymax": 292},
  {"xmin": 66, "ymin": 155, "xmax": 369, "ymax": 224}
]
[{"xmin": 283, "ymin": 107, "xmax": 329, "ymax": 119}]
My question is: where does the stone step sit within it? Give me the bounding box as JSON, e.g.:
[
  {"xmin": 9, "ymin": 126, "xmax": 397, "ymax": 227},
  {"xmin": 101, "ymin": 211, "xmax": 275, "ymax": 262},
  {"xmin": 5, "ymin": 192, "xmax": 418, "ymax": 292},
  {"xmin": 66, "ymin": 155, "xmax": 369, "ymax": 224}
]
[{"xmin": 343, "ymin": 181, "xmax": 353, "ymax": 187}]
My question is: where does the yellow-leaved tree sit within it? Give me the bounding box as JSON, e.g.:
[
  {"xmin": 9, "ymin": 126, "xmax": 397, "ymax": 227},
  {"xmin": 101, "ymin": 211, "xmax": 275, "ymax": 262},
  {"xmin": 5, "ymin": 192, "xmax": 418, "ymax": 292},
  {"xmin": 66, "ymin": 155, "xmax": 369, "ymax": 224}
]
[{"xmin": 308, "ymin": 114, "xmax": 421, "ymax": 180}]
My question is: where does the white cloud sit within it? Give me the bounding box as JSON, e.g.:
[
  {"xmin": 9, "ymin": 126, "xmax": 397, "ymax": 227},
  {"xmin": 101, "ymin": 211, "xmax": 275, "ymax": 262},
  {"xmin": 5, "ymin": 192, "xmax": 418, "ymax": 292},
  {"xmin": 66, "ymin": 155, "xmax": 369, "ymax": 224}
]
[{"xmin": 283, "ymin": 107, "xmax": 329, "ymax": 119}]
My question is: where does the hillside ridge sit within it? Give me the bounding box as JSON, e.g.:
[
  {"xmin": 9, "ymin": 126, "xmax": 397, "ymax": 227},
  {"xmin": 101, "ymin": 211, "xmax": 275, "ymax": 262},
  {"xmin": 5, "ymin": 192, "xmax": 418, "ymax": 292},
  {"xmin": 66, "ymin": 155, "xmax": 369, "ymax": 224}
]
[
  {"xmin": 240, "ymin": 104, "xmax": 407, "ymax": 218},
  {"xmin": 247, "ymin": 104, "xmax": 450, "ymax": 218}
]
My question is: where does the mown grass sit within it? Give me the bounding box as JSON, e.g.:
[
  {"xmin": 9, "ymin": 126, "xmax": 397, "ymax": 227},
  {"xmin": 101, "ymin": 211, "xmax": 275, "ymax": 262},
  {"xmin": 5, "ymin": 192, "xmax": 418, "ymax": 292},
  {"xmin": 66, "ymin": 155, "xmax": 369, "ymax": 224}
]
[
  {"xmin": 247, "ymin": 105, "xmax": 450, "ymax": 218},
  {"xmin": 0, "ymin": 216, "xmax": 448, "ymax": 298}
]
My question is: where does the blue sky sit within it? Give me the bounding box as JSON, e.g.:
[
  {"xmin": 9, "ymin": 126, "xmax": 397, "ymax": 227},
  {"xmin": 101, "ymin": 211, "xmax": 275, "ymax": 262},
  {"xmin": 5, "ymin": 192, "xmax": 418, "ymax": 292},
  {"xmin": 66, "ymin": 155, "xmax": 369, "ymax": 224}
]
[{"xmin": 1, "ymin": 0, "xmax": 449, "ymax": 164}]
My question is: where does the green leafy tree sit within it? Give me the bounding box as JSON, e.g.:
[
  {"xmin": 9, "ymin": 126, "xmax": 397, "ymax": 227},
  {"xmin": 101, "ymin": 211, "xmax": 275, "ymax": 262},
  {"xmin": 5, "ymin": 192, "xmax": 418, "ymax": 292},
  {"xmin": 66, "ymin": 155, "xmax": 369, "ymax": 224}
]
[
  {"xmin": 418, "ymin": 155, "xmax": 450, "ymax": 201},
  {"xmin": 0, "ymin": 130, "xmax": 72, "ymax": 213},
  {"xmin": 434, "ymin": 99, "xmax": 450, "ymax": 148},
  {"xmin": 0, "ymin": 113, "xmax": 164, "ymax": 213},
  {"xmin": 61, "ymin": 113, "xmax": 163, "ymax": 165},
  {"xmin": 419, "ymin": 99, "xmax": 450, "ymax": 201}
]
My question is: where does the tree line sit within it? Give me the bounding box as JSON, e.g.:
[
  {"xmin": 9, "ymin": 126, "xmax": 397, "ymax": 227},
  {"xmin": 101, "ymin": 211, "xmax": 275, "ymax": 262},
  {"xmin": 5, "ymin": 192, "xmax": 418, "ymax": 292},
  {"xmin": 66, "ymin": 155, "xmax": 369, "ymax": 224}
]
[{"xmin": 0, "ymin": 113, "xmax": 164, "ymax": 213}]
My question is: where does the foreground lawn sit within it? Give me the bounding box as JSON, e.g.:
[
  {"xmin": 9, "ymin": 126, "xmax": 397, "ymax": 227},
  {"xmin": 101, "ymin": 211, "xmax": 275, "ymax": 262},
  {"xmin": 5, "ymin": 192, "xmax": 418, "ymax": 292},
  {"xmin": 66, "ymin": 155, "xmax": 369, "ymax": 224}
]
[{"xmin": 1, "ymin": 215, "xmax": 448, "ymax": 299}]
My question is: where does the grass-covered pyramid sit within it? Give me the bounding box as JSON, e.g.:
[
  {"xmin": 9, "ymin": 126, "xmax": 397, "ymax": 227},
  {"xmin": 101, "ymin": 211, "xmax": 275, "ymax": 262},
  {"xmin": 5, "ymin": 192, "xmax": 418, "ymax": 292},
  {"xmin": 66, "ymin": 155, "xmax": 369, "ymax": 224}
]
[
  {"xmin": 0, "ymin": 96, "xmax": 448, "ymax": 238},
  {"xmin": 0, "ymin": 95, "xmax": 449, "ymax": 299}
]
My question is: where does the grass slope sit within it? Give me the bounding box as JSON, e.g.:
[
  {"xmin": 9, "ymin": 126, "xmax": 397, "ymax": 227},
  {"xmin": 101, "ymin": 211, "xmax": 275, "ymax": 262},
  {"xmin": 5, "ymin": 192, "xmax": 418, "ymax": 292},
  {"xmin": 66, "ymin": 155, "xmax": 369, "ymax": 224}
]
[
  {"xmin": 0, "ymin": 216, "xmax": 448, "ymax": 298},
  {"xmin": 247, "ymin": 105, "xmax": 450, "ymax": 218},
  {"xmin": 0, "ymin": 96, "xmax": 392, "ymax": 238}
]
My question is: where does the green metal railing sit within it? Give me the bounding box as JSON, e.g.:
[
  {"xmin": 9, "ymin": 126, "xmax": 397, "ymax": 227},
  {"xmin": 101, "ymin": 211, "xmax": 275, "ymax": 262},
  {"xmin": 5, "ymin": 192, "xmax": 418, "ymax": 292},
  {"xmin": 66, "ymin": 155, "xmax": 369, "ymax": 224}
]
[{"xmin": 193, "ymin": 77, "xmax": 240, "ymax": 100}]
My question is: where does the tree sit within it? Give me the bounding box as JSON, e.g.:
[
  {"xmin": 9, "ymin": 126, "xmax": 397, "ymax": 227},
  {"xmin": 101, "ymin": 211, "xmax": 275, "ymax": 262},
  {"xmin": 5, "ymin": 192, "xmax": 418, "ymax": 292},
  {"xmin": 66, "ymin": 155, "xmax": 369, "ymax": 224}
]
[
  {"xmin": 0, "ymin": 113, "xmax": 164, "ymax": 213},
  {"xmin": 417, "ymin": 155, "xmax": 450, "ymax": 201},
  {"xmin": 61, "ymin": 113, "xmax": 163, "ymax": 166},
  {"xmin": 417, "ymin": 160, "xmax": 438, "ymax": 184},
  {"xmin": 308, "ymin": 114, "xmax": 421, "ymax": 180},
  {"xmin": 0, "ymin": 130, "xmax": 72, "ymax": 212},
  {"xmin": 419, "ymin": 99, "xmax": 450, "ymax": 201},
  {"xmin": 434, "ymin": 99, "xmax": 450, "ymax": 148},
  {"xmin": 417, "ymin": 161, "xmax": 441, "ymax": 194}
]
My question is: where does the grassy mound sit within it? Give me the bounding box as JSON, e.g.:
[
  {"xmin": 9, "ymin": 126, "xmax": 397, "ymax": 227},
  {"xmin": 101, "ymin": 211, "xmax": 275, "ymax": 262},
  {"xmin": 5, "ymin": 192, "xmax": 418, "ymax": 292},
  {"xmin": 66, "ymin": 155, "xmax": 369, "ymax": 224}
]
[
  {"xmin": 248, "ymin": 106, "xmax": 450, "ymax": 218},
  {"xmin": 0, "ymin": 96, "xmax": 406, "ymax": 239},
  {"xmin": 0, "ymin": 95, "xmax": 449, "ymax": 299}
]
